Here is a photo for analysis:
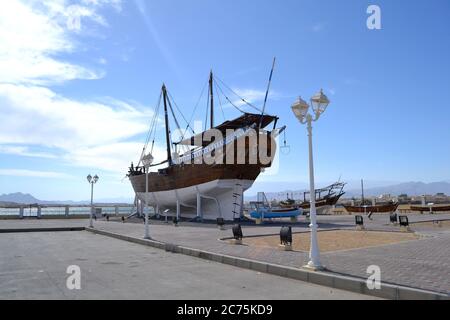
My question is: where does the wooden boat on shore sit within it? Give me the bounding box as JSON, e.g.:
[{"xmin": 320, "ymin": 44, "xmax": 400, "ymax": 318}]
[
  {"xmin": 277, "ymin": 182, "xmax": 345, "ymax": 215},
  {"xmin": 343, "ymin": 202, "xmax": 399, "ymax": 213},
  {"xmin": 250, "ymin": 208, "xmax": 301, "ymax": 219},
  {"xmin": 343, "ymin": 179, "xmax": 398, "ymax": 214},
  {"xmin": 249, "ymin": 195, "xmax": 301, "ymax": 220},
  {"xmin": 410, "ymin": 205, "xmax": 450, "ymax": 213},
  {"xmin": 298, "ymin": 182, "xmax": 346, "ymax": 214}
]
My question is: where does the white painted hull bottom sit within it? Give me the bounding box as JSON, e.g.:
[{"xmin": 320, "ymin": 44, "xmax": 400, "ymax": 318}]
[{"xmin": 136, "ymin": 179, "xmax": 254, "ymax": 221}]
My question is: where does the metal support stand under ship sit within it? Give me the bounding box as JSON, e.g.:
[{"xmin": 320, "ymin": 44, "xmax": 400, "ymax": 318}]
[{"xmin": 128, "ymin": 69, "xmax": 285, "ymax": 221}]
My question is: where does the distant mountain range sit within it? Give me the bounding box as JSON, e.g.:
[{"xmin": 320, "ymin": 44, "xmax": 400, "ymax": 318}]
[
  {"xmin": 0, "ymin": 192, "xmax": 133, "ymax": 205},
  {"xmin": 245, "ymin": 181, "xmax": 450, "ymax": 201},
  {"xmin": 345, "ymin": 181, "xmax": 450, "ymax": 198},
  {"xmin": 2, "ymin": 181, "xmax": 449, "ymax": 205},
  {"xmin": 0, "ymin": 192, "xmax": 39, "ymax": 204}
]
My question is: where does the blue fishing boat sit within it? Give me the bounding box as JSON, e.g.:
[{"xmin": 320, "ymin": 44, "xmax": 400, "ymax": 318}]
[
  {"xmin": 249, "ymin": 207, "xmax": 301, "ymax": 219},
  {"xmin": 249, "ymin": 193, "xmax": 302, "ymax": 220}
]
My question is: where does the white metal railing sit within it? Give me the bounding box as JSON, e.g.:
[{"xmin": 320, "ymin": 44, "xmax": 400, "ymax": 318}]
[{"xmin": 0, "ymin": 205, "xmax": 134, "ymax": 218}]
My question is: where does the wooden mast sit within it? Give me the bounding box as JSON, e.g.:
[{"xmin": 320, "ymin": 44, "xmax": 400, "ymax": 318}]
[
  {"xmin": 209, "ymin": 70, "xmax": 214, "ymax": 129},
  {"xmin": 162, "ymin": 84, "xmax": 172, "ymax": 165},
  {"xmin": 259, "ymin": 57, "xmax": 276, "ymax": 128},
  {"xmin": 361, "ymin": 179, "xmax": 365, "ymax": 205}
]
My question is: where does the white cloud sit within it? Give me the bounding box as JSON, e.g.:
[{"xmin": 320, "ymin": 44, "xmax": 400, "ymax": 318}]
[
  {"xmin": 82, "ymin": 0, "xmax": 122, "ymax": 12},
  {"xmin": 0, "ymin": 169, "xmax": 73, "ymax": 179},
  {"xmin": 66, "ymin": 4, "xmax": 108, "ymax": 31},
  {"xmin": 0, "ymin": 84, "xmax": 149, "ymax": 149},
  {"xmin": 0, "ymin": 83, "xmax": 157, "ymax": 172},
  {"xmin": 0, "ymin": 145, "xmax": 57, "ymax": 159},
  {"xmin": 65, "ymin": 142, "xmax": 167, "ymax": 173},
  {"xmin": 0, "ymin": 0, "xmax": 159, "ymax": 176},
  {"xmin": 0, "ymin": 0, "xmax": 119, "ymax": 85}
]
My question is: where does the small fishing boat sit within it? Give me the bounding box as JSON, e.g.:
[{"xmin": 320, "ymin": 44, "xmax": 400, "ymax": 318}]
[
  {"xmin": 249, "ymin": 208, "xmax": 301, "ymax": 219},
  {"xmin": 343, "ymin": 202, "xmax": 399, "ymax": 213},
  {"xmin": 276, "ymin": 182, "xmax": 345, "ymax": 215},
  {"xmin": 298, "ymin": 182, "xmax": 346, "ymax": 214},
  {"xmin": 249, "ymin": 193, "xmax": 301, "ymax": 220},
  {"xmin": 343, "ymin": 179, "xmax": 398, "ymax": 214},
  {"xmin": 410, "ymin": 205, "xmax": 450, "ymax": 213}
]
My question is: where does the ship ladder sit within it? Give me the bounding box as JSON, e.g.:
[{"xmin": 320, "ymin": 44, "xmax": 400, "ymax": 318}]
[
  {"xmin": 232, "ymin": 182, "xmax": 244, "ymax": 220},
  {"xmin": 125, "ymin": 194, "xmax": 139, "ymax": 220}
]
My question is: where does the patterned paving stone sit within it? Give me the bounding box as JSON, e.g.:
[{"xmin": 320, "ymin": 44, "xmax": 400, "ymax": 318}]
[{"xmin": 2, "ymin": 213, "xmax": 449, "ymax": 294}]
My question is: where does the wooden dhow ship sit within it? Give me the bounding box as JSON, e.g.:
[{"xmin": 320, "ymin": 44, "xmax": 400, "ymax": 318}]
[
  {"xmin": 128, "ymin": 68, "xmax": 285, "ymax": 221},
  {"xmin": 343, "ymin": 179, "xmax": 399, "ymax": 214},
  {"xmin": 275, "ymin": 182, "xmax": 346, "ymax": 215}
]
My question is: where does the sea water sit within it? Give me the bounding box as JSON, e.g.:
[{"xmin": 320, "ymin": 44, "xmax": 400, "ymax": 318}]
[{"xmin": 0, "ymin": 206, "xmax": 135, "ymax": 216}]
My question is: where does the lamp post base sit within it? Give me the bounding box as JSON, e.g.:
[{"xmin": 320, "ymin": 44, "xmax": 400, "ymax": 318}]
[
  {"xmin": 302, "ymin": 262, "xmax": 325, "ymax": 272},
  {"xmin": 144, "ymin": 236, "xmax": 152, "ymax": 240}
]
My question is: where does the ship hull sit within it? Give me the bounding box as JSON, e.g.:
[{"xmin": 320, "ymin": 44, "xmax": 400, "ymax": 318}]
[
  {"xmin": 135, "ymin": 179, "xmax": 254, "ymax": 221},
  {"xmin": 410, "ymin": 205, "xmax": 450, "ymax": 213},
  {"xmin": 129, "ymin": 164, "xmax": 263, "ymax": 193},
  {"xmin": 129, "ymin": 163, "xmax": 263, "ymax": 221},
  {"xmin": 343, "ymin": 203, "xmax": 399, "ymax": 213},
  {"xmin": 298, "ymin": 193, "xmax": 345, "ymax": 215}
]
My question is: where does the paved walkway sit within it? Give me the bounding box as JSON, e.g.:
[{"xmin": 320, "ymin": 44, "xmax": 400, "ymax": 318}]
[
  {"xmin": 0, "ymin": 231, "xmax": 375, "ymax": 299},
  {"xmin": 1, "ymin": 213, "xmax": 449, "ymax": 295}
]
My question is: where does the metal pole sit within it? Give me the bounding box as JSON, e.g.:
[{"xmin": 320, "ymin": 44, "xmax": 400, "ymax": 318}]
[
  {"xmin": 144, "ymin": 170, "xmax": 150, "ymax": 239},
  {"xmin": 361, "ymin": 179, "xmax": 365, "ymax": 205},
  {"xmin": 305, "ymin": 116, "xmax": 322, "ymax": 270},
  {"xmin": 196, "ymin": 192, "xmax": 201, "ymax": 218},
  {"xmin": 89, "ymin": 182, "xmax": 94, "ymax": 228}
]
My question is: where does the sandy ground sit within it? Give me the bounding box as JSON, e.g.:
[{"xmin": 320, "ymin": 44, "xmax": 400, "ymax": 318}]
[{"xmin": 243, "ymin": 230, "xmax": 419, "ymax": 252}]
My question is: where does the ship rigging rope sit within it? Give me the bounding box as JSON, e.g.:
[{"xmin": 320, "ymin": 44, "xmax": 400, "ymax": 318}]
[
  {"xmin": 214, "ymin": 80, "xmax": 226, "ymax": 122},
  {"xmin": 214, "ymin": 82, "xmax": 246, "ymax": 114},
  {"xmin": 144, "ymin": 92, "xmax": 161, "ymax": 146},
  {"xmin": 148, "ymin": 93, "xmax": 162, "ymax": 155},
  {"xmin": 179, "ymin": 77, "xmax": 209, "ymax": 142},
  {"xmin": 155, "ymin": 73, "xmax": 267, "ymax": 151},
  {"xmin": 167, "ymin": 90, "xmax": 195, "ymax": 135},
  {"xmin": 166, "ymin": 93, "xmax": 183, "ymax": 142},
  {"xmin": 139, "ymin": 91, "xmax": 162, "ymax": 165},
  {"xmin": 178, "ymin": 74, "xmax": 263, "ymax": 143},
  {"xmin": 214, "ymin": 75, "xmax": 264, "ymax": 114}
]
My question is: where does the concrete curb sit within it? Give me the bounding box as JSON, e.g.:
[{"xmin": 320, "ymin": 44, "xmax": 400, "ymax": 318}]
[
  {"xmin": 0, "ymin": 227, "xmax": 85, "ymax": 233},
  {"xmin": 85, "ymin": 227, "xmax": 449, "ymax": 300}
]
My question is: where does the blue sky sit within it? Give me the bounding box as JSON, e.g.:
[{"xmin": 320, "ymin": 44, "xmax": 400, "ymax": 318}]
[{"xmin": 0, "ymin": 0, "xmax": 449, "ymax": 201}]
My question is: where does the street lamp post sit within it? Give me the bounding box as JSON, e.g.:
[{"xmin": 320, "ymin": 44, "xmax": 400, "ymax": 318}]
[
  {"xmin": 86, "ymin": 174, "xmax": 99, "ymax": 228},
  {"xmin": 291, "ymin": 89, "xmax": 330, "ymax": 271},
  {"xmin": 142, "ymin": 153, "xmax": 154, "ymax": 240}
]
